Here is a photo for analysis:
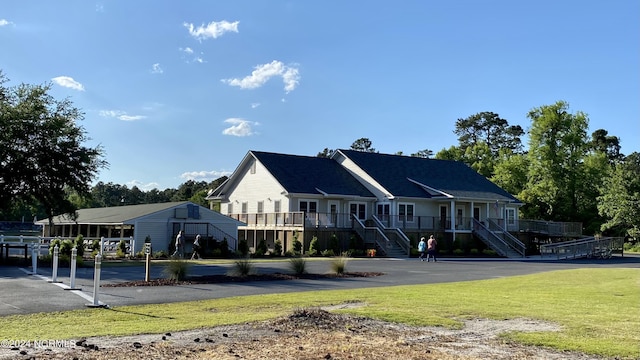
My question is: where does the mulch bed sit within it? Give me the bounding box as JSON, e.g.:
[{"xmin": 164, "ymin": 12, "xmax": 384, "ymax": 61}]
[{"xmin": 101, "ymin": 272, "xmax": 385, "ymax": 287}]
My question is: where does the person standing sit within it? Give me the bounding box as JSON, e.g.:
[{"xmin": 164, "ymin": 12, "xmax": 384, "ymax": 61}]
[
  {"xmin": 172, "ymin": 230, "xmax": 184, "ymax": 258},
  {"xmin": 190, "ymin": 234, "xmax": 201, "ymax": 260},
  {"xmin": 426, "ymin": 234, "xmax": 437, "ymax": 262},
  {"xmin": 417, "ymin": 237, "xmax": 427, "ymax": 261}
]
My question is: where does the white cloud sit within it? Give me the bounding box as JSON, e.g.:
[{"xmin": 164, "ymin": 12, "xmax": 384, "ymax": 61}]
[
  {"xmin": 251, "ymin": 103, "xmax": 260, "ymax": 109},
  {"xmin": 99, "ymin": 110, "xmax": 146, "ymax": 121},
  {"xmin": 151, "ymin": 63, "xmax": 163, "ymax": 74},
  {"xmin": 184, "ymin": 20, "xmax": 239, "ymax": 41},
  {"xmin": 180, "ymin": 170, "xmax": 231, "ymax": 182},
  {"xmin": 180, "ymin": 47, "xmax": 194, "ymax": 54},
  {"xmin": 51, "ymin": 76, "xmax": 85, "ymax": 91},
  {"xmin": 194, "ymin": 57, "xmax": 204, "ymax": 63},
  {"xmin": 118, "ymin": 114, "xmax": 146, "ymax": 121},
  {"xmin": 126, "ymin": 180, "xmax": 160, "ymax": 191},
  {"xmin": 222, "ymin": 60, "xmax": 300, "ymax": 93},
  {"xmin": 222, "ymin": 118, "xmax": 258, "ymax": 137},
  {"xmin": 0, "ymin": 19, "xmax": 12, "ymax": 26}
]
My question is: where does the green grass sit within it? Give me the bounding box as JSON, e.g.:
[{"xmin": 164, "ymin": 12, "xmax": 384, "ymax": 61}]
[{"xmin": 1, "ymin": 268, "xmax": 638, "ymax": 359}]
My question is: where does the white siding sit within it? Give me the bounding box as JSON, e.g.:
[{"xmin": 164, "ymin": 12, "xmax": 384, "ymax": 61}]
[{"xmin": 226, "ymin": 158, "xmax": 287, "ymax": 214}]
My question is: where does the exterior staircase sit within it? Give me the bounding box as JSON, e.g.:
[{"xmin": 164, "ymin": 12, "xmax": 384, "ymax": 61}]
[{"xmin": 472, "ymin": 219, "xmax": 525, "ymax": 258}]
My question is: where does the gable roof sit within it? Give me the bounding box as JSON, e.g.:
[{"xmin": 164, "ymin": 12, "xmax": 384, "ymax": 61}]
[
  {"xmin": 336, "ymin": 149, "xmax": 521, "ymax": 203},
  {"xmin": 38, "ymin": 201, "xmax": 198, "ymax": 225},
  {"xmin": 252, "ymin": 151, "xmax": 375, "ymax": 198}
]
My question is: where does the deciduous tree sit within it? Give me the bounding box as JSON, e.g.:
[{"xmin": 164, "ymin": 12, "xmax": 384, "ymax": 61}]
[{"xmin": 0, "ymin": 73, "xmax": 107, "ymax": 232}]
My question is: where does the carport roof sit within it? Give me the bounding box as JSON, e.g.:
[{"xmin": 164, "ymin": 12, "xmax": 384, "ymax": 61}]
[{"xmin": 37, "ymin": 201, "xmax": 192, "ymax": 225}]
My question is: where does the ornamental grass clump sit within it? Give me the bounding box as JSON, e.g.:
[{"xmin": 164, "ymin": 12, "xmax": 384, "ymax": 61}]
[
  {"xmin": 230, "ymin": 257, "xmax": 255, "ymax": 277},
  {"xmin": 330, "ymin": 255, "xmax": 349, "ymax": 275},
  {"xmin": 164, "ymin": 259, "xmax": 190, "ymax": 281},
  {"xmin": 288, "ymin": 257, "xmax": 307, "ymax": 275}
]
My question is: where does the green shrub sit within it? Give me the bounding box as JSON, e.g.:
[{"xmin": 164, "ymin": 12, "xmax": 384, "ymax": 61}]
[
  {"xmin": 308, "ymin": 236, "xmax": 319, "ymax": 256},
  {"xmin": 623, "ymin": 242, "xmax": 640, "ymax": 253},
  {"xmin": 284, "ymin": 250, "xmax": 295, "ymax": 257},
  {"xmin": 292, "ymin": 231, "xmax": 302, "ymax": 255},
  {"xmin": 220, "ymin": 238, "xmax": 231, "ymax": 258},
  {"xmin": 238, "ymin": 239, "xmax": 249, "ymax": 257},
  {"xmin": 91, "ymin": 239, "xmax": 101, "ymax": 252},
  {"xmin": 210, "ymin": 248, "xmax": 222, "ymax": 258},
  {"xmin": 74, "ymin": 235, "xmax": 85, "ymax": 257},
  {"xmin": 230, "ymin": 257, "xmax": 254, "ymax": 277},
  {"xmin": 292, "ymin": 240, "xmax": 302, "ymax": 255},
  {"xmin": 482, "ymin": 249, "xmax": 497, "ymax": 256},
  {"xmin": 153, "ymin": 250, "xmax": 168, "ymax": 259},
  {"xmin": 328, "ymin": 233, "xmax": 339, "ymax": 254},
  {"xmin": 288, "ymin": 257, "xmax": 307, "ymax": 275},
  {"xmin": 163, "ymin": 259, "xmax": 190, "ymax": 281},
  {"xmin": 321, "ymin": 249, "xmax": 335, "ymax": 257},
  {"xmin": 274, "ymin": 239, "xmax": 283, "ymax": 256},
  {"xmin": 469, "ymin": 248, "xmax": 479, "ymax": 256},
  {"xmin": 453, "ymin": 248, "xmax": 464, "ymax": 256},
  {"xmin": 255, "ymin": 239, "xmax": 268, "ymax": 257},
  {"xmin": 118, "ymin": 240, "xmax": 127, "ymax": 255}
]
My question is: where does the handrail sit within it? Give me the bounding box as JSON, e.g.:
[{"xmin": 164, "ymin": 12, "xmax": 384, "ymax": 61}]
[
  {"xmin": 472, "ymin": 219, "xmax": 515, "ymax": 257},
  {"xmin": 487, "ymin": 219, "xmax": 526, "ymax": 257},
  {"xmin": 207, "ymin": 223, "xmax": 238, "ymax": 252},
  {"xmin": 372, "ymin": 215, "xmax": 411, "ymax": 256},
  {"xmin": 540, "ymin": 237, "xmax": 624, "ymax": 260},
  {"xmin": 352, "ymin": 215, "xmax": 390, "ymax": 255}
]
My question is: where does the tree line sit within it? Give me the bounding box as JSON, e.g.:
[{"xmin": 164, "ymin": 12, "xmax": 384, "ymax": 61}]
[
  {"xmin": 1, "ymin": 71, "xmax": 638, "ymax": 239},
  {"xmin": 321, "ymin": 104, "xmax": 639, "ymax": 239}
]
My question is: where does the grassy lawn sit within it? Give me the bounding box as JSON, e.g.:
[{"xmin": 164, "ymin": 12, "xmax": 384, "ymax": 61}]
[{"xmin": 1, "ymin": 268, "xmax": 638, "ymax": 359}]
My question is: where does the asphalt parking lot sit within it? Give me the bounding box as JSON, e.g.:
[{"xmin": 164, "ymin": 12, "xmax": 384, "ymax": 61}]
[{"xmin": 1, "ymin": 255, "xmax": 638, "ymax": 316}]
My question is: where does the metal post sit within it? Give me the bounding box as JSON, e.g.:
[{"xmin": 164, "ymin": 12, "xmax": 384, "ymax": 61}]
[
  {"xmin": 87, "ymin": 254, "xmax": 103, "ymax": 307},
  {"xmin": 50, "ymin": 244, "xmax": 60, "ymax": 283},
  {"xmin": 100, "ymin": 237, "xmax": 104, "ymax": 256},
  {"xmin": 130, "ymin": 236, "xmax": 135, "ymax": 258},
  {"xmin": 31, "ymin": 243, "xmax": 38, "ymax": 275}
]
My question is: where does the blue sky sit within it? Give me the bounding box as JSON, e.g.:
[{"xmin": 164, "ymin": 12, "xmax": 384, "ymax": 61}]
[{"xmin": 1, "ymin": 1, "xmax": 638, "ymax": 191}]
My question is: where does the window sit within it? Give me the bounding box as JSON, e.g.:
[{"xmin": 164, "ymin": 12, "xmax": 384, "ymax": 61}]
[
  {"xmin": 350, "ymin": 203, "xmax": 366, "ymax": 220},
  {"xmin": 506, "ymin": 208, "xmax": 516, "ymax": 226},
  {"xmin": 376, "ymin": 203, "xmax": 390, "ymax": 222},
  {"xmin": 228, "ymin": 203, "xmax": 233, "ymax": 215},
  {"xmin": 330, "ymin": 203, "xmax": 338, "ymax": 224},
  {"xmin": 257, "ymin": 201, "xmax": 264, "ymax": 223},
  {"xmin": 398, "ymin": 203, "xmax": 414, "ymax": 222},
  {"xmin": 240, "ymin": 202, "xmax": 248, "ymax": 223},
  {"xmin": 274, "ymin": 200, "xmax": 281, "ymax": 213},
  {"xmin": 299, "ymin": 200, "xmax": 317, "ymax": 213}
]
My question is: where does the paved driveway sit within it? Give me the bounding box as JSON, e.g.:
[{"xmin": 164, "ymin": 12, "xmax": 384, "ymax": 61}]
[{"xmin": 1, "ymin": 255, "xmax": 638, "ymax": 316}]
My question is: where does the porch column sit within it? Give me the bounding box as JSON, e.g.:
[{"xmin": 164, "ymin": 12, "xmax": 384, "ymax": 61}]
[{"xmin": 450, "ymin": 199, "xmax": 456, "ymax": 241}]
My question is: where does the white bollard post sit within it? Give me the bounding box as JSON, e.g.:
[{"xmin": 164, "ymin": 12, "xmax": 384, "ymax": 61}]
[
  {"xmin": 87, "ymin": 254, "xmax": 103, "ymax": 307},
  {"xmin": 19, "ymin": 235, "xmax": 24, "ymax": 243},
  {"xmin": 68, "ymin": 247, "xmax": 79, "ymax": 290},
  {"xmin": 130, "ymin": 236, "xmax": 135, "ymax": 258},
  {"xmin": 100, "ymin": 237, "xmax": 104, "ymax": 256},
  {"xmin": 50, "ymin": 244, "xmax": 60, "ymax": 283},
  {"xmin": 31, "ymin": 243, "xmax": 38, "ymax": 275}
]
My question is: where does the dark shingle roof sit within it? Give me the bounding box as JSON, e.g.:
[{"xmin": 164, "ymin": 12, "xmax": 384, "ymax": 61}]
[
  {"xmin": 338, "ymin": 149, "xmax": 521, "ymax": 203},
  {"xmin": 252, "ymin": 151, "xmax": 375, "ymax": 198}
]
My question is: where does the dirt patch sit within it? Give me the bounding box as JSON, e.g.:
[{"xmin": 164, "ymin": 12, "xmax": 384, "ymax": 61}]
[{"xmin": 1, "ymin": 308, "xmax": 604, "ymax": 360}]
